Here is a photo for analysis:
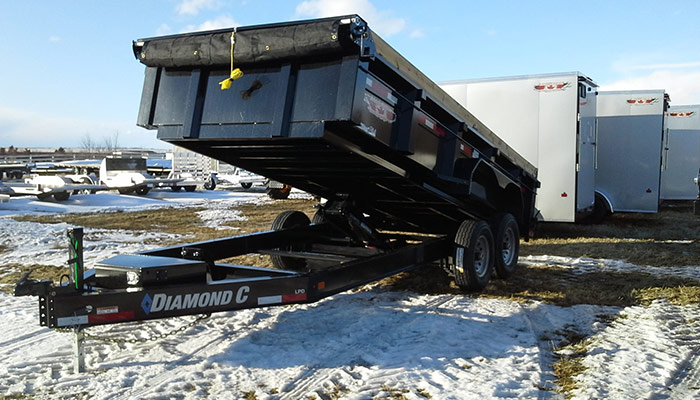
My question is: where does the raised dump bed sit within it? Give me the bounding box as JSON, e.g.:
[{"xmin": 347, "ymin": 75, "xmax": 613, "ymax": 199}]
[
  {"xmin": 16, "ymin": 17, "xmax": 539, "ymax": 366},
  {"xmin": 133, "ymin": 15, "xmax": 538, "ymax": 235}
]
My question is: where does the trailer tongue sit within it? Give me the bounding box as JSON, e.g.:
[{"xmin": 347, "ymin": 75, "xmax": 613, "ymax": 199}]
[{"xmin": 16, "ymin": 16, "xmax": 538, "ymax": 338}]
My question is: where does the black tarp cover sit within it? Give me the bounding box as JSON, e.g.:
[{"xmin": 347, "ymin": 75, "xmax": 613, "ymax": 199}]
[{"xmin": 134, "ymin": 17, "xmax": 360, "ymax": 68}]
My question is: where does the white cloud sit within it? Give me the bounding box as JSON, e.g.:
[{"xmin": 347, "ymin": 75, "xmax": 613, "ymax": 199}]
[
  {"xmin": 599, "ymin": 70, "xmax": 700, "ymax": 105},
  {"xmin": 48, "ymin": 36, "xmax": 60, "ymax": 42},
  {"xmin": 155, "ymin": 24, "xmax": 174, "ymax": 36},
  {"xmin": 295, "ymin": 0, "xmax": 407, "ymax": 37},
  {"xmin": 181, "ymin": 16, "xmax": 238, "ymax": 33},
  {"xmin": 0, "ymin": 107, "xmax": 166, "ymax": 150},
  {"xmin": 176, "ymin": 0, "xmax": 220, "ymax": 15},
  {"xmin": 627, "ymin": 61, "xmax": 700, "ymax": 70},
  {"xmin": 409, "ymin": 29, "xmax": 425, "ymax": 39}
]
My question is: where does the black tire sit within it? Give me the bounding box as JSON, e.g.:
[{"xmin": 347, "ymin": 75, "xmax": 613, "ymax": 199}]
[
  {"xmin": 269, "ymin": 210, "xmax": 311, "ymax": 271},
  {"xmin": 587, "ymin": 193, "xmax": 612, "ymax": 224},
  {"xmin": 53, "ymin": 191, "xmax": 70, "ymax": 201},
  {"xmin": 452, "ymin": 220, "xmax": 494, "ymax": 292},
  {"xmin": 118, "ymin": 188, "xmax": 134, "ymax": 195},
  {"xmin": 240, "ymin": 182, "xmax": 253, "ymax": 190},
  {"xmin": 204, "ymin": 178, "xmax": 216, "ymax": 190},
  {"xmin": 491, "ymin": 213, "xmax": 519, "ymax": 279},
  {"xmin": 171, "ymin": 186, "xmax": 182, "ymax": 192},
  {"xmin": 268, "ymin": 184, "xmax": 292, "ymax": 199},
  {"xmin": 135, "ymin": 186, "xmax": 150, "ymax": 195},
  {"xmin": 311, "ymin": 209, "xmax": 325, "ymax": 224},
  {"xmin": 184, "ymin": 185, "xmax": 196, "ymax": 192}
]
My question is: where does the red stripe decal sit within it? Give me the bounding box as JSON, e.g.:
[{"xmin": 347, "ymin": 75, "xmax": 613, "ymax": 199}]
[
  {"xmin": 88, "ymin": 311, "xmax": 135, "ymax": 323},
  {"xmin": 282, "ymin": 293, "xmax": 307, "ymax": 303}
]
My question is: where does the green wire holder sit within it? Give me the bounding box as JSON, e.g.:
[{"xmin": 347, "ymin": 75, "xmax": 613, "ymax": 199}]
[{"xmin": 67, "ymin": 227, "xmax": 84, "ymax": 291}]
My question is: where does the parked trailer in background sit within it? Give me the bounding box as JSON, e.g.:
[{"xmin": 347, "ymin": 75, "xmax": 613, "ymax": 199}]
[
  {"xmin": 16, "ymin": 15, "xmax": 539, "ymax": 350},
  {"xmin": 661, "ymin": 105, "xmax": 700, "ymax": 201},
  {"xmin": 440, "ymin": 72, "xmax": 597, "ymax": 222},
  {"xmin": 595, "ymin": 90, "xmax": 668, "ymax": 215},
  {"xmin": 170, "ymin": 146, "xmax": 218, "ymax": 190},
  {"xmin": 99, "ymin": 156, "xmax": 183, "ymax": 194}
]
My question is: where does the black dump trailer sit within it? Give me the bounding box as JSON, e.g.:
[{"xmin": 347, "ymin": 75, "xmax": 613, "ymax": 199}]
[{"xmin": 16, "ymin": 16, "xmax": 538, "ymax": 331}]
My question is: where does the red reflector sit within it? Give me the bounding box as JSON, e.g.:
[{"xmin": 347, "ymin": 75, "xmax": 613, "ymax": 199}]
[
  {"xmin": 282, "ymin": 293, "xmax": 307, "ymax": 303},
  {"xmin": 460, "ymin": 144, "xmax": 473, "ymax": 157},
  {"xmin": 88, "ymin": 311, "xmax": 135, "ymax": 323},
  {"xmin": 561, "ymin": 192, "xmax": 568, "ymax": 197},
  {"xmin": 646, "ymin": 188, "xmax": 652, "ymax": 193}
]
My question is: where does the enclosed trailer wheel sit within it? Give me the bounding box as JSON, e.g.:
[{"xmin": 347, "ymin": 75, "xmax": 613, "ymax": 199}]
[
  {"xmin": 268, "ymin": 184, "xmax": 292, "ymax": 199},
  {"xmin": 452, "ymin": 220, "xmax": 494, "ymax": 291},
  {"xmin": 240, "ymin": 182, "xmax": 253, "ymax": 189},
  {"xmin": 270, "ymin": 210, "xmax": 311, "ymax": 271},
  {"xmin": 135, "ymin": 186, "xmax": 151, "ymax": 195},
  {"xmin": 171, "ymin": 186, "xmax": 182, "ymax": 192},
  {"xmin": 53, "ymin": 191, "xmax": 70, "ymax": 201},
  {"xmin": 184, "ymin": 185, "xmax": 196, "ymax": 192},
  {"xmin": 491, "ymin": 213, "xmax": 519, "ymax": 279},
  {"xmin": 118, "ymin": 188, "xmax": 134, "ymax": 195},
  {"xmin": 204, "ymin": 178, "xmax": 216, "ymax": 190}
]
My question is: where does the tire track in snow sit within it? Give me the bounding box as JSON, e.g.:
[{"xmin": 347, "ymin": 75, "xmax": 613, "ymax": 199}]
[
  {"xmin": 570, "ymin": 300, "xmax": 700, "ymax": 399},
  {"xmin": 655, "ymin": 303, "xmax": 700, "ymax": 400},
  {"xmin": 115, "ymin": 309, "xmax": 283, "ymax": 400},
  {"xmin": 277, "ymin": 295, "xmax": 459, "ymax": 400},
  {"xmin": 0, "ymin": 329, "xmax": 54, "ymax": 354}
]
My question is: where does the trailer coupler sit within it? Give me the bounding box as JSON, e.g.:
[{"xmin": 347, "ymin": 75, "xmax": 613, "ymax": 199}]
[{"xmin": 13, "ymin": 271, "xmax": 53, "ymax": 297}]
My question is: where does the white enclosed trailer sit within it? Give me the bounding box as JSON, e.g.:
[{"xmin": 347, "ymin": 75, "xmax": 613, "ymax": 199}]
[
  {"xmin": 440, "ymin": 72, "xmax": 597, "ymax": 222},
  {"xmin": 661, "ymin": 105, "xmax": 700, "ymax": 201},
  {"xmin": 595, "ymin": 90, "xmax": 668, "ymax": 214}
]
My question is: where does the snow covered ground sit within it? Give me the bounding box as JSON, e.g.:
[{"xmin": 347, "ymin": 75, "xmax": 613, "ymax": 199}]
[{"xmin": 0, "ymin": 191, "xmax": 698, "ymax": 399}]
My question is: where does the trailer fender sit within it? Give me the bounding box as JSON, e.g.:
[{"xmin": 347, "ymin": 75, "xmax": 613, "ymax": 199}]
[{"xmin": 594, "ymin": 190, "xmax": 614, "ymax": 214}]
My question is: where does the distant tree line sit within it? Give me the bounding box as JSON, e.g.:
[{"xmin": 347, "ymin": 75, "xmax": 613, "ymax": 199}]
[
  {"xmin": 0, "ymin": 146, "xmax": 31, "ymax": 155},
  {"xmin": 81, "ymin": 131, "xmax": 121, "ymax": 153}
]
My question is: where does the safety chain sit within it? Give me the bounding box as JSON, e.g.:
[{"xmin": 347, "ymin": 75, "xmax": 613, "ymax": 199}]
[{"xmin": 53, "ymin": 314, "xmax": 210, "ymax": 344}]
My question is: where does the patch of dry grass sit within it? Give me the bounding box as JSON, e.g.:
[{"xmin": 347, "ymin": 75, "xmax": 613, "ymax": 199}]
[
  {"xmin": 551, "ymin": 329, "xmax": 591, "ymax": 398},
  {"xmin": 381, "ymin": 262, "xmax": 700, "ymax": 307},
  {"xmin": 524, "ymin": 209, "xmax": 700, "ymax": 267},
  {"xmin": 0, "ymin": 264, "xmax": 67, "ymax": 294},
  {"xmin": 11, "ymin": 199, "xmax": 318, "ymax": 248}
]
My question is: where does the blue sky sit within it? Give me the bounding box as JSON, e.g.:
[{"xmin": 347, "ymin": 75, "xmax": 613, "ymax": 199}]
[{"xmin": 2, "ymin": 0, "xmax": 699, "ymax": 150}]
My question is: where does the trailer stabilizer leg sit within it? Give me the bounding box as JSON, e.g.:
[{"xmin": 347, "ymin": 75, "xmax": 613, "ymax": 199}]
[{"xmin": 73, "ymin": 328, "xmax": 85, "ymax": 374}]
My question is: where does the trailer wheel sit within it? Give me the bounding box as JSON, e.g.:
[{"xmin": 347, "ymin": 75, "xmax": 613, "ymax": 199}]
[
  {"xmin": 270, "ymin": 210, "xmax": 311, "ymax": 271},
  {"xmin": 491, "ymin": 213, "xmax": 519, "ymax": 279},
  {"xmin": 452, "ymin": 220, "xmax": 494, "ymax": 291},
  {"xmin": 311, "ymin": 209, "xmax": 325, "ymax": 224},
  {"xmin": 268, "ymin": 185, "xmax": 292, "ymax": 199},
  {"xmin": 135, "ymin": 186, "xmax": 150, "ymax": 195},
  {"xmin": 171, "ymin": 186, "xmax": 182, "ymax": 192},
  {"xmin": 53, "ymin": 192, "xmax": 70, "ymax": 201},
  {"xmin": 204, "ymin": 178, "xmax": 216, "ymax": 190},
  {"xmin": 240, "ymin": 182, "xmax": 253, "ymax": 190},
  {"xmin": 118, "ymin": 188, "xmax": 134, "ymax": 195},
  {"xmin": 184, "ymin": 185, "xmax": 196, "ymax": 192}
]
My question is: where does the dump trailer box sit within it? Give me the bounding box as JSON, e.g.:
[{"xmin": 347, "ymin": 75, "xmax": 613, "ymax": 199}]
[
  {"xmin": 13, "ymin": 16, "xmax": 541, "ymax": 346},
  {"xmin": 661, "ymin": 105, "xmax": 700, "ymax": 201},
  {"xmin": 133, "ymin": 15, "xmax": 538, "ymax": 234},
  {"xmin": 439, "ymin": 72, "xmax": 597, "ymax": 223},
  {"xmin": 595, "ymin": 90, "xmax": 668, "ymax": 213}
]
